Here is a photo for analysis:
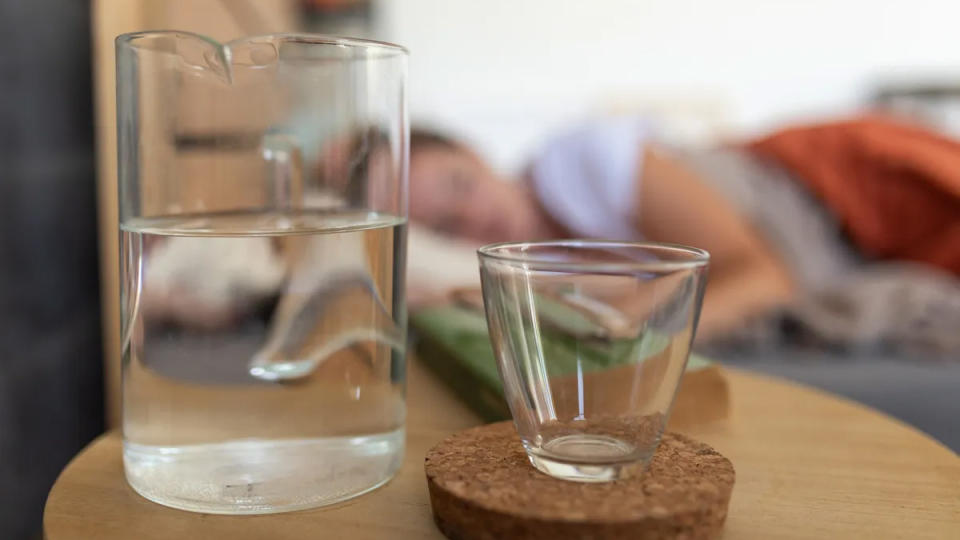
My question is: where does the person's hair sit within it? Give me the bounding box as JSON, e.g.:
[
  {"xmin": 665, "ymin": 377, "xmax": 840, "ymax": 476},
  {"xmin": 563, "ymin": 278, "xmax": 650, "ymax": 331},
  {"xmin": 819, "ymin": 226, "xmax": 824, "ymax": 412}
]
[
  {"xmin": 329, "ymin": 126, "xmax": 462, "ymax": 196},
  {"xmin": 410, "ymin": 127, "xmax": 461, "ymax": 154}
]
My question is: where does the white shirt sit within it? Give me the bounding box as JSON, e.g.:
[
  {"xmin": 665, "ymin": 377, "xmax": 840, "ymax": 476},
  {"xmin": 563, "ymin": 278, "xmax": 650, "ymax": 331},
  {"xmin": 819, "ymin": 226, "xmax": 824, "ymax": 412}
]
[{"xmin": 528, "ymin": 117, "xmax": 648, "ymax": 240}]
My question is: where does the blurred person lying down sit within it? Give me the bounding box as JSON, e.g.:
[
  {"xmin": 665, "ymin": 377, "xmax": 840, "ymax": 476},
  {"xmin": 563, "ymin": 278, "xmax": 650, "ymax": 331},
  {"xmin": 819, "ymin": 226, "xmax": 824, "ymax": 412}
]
[
  {"xmin": 406, "ymin": 115, "xmax": 960, "ymax": 354},
  {"xmin": 142, "ymin": 115, "xmax": 960, "ymax": 362}
]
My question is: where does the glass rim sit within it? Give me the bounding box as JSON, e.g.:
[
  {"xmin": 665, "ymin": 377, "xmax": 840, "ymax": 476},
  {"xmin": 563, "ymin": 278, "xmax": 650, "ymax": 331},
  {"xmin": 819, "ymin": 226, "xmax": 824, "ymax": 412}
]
[
  {"xmin": 116, "ymin": 30, "xmax": 409, "ymax": 57},
  {"xmin": 477, "ymin": 239, "xmax": 710, "ymax": 272}
]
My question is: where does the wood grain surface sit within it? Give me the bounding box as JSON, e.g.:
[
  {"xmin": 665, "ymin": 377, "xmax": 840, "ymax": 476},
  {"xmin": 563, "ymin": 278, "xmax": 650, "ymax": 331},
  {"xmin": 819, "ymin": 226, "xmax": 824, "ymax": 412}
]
[{"xmin": 44, "ymin": 360, "xmax": 960, "ymax": 539}]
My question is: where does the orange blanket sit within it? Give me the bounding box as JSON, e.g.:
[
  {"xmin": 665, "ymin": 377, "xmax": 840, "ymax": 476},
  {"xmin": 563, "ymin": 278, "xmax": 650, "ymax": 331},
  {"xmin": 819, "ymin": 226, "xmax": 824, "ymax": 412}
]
[{"xmin": 748, "ymin": 116, "xmax": 960, "ymax": 275}]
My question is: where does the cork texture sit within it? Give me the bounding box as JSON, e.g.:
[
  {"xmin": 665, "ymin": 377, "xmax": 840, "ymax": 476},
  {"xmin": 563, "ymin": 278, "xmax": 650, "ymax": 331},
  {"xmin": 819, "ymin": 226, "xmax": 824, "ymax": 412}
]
[{"xmin": 425, "ymin": 421, "xmax": 734, "ymax": 540}]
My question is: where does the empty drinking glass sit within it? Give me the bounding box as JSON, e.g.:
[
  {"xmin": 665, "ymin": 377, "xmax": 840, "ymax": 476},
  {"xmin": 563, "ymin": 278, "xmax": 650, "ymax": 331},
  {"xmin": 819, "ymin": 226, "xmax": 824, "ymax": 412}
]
[{"xmin": 478, "ymin": 241, "xmax": 709, "ymax": 482}]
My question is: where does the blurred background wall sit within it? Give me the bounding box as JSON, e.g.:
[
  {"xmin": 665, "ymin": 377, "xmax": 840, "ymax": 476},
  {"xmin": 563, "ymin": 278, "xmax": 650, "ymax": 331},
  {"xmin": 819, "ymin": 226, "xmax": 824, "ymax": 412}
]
[{"xmin": 376, "ymin": 0, "xmax": 960, "ymax": 170}]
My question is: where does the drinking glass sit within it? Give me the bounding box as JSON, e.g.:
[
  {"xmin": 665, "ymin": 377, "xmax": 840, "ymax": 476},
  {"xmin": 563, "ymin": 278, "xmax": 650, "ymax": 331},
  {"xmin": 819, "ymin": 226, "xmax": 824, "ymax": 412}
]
[
  {"xmin": 116, "ymin": 31, "xmax": 408, "ymax": 513},
  {"xmin": 478, "ymin": 241, "xmax": 709, "ymax": 482}
]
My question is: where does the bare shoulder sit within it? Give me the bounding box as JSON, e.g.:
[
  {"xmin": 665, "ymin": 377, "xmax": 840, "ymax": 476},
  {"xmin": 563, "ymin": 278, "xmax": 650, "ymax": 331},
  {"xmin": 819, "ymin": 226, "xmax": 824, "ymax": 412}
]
[
  {"xmin": 637, "ymin": 144, "xmax": 786, "ymax": 273},
  {"xmin": 636, "ymin": 144, "xmax": 795, "ymax": 335}
]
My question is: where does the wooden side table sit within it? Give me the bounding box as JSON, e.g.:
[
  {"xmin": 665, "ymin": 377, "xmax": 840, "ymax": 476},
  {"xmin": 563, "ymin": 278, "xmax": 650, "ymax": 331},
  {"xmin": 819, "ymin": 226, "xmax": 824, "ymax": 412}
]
[{"xmin": 45, "ymin": 359, "xmax": 960, "ymax": 539}]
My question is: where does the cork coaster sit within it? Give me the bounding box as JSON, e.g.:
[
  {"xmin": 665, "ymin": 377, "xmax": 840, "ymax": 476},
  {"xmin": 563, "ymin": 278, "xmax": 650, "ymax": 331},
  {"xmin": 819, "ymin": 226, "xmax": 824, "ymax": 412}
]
[{"xmin": 425, "ymin": 421, "xmax": 734, "ymax": 540}]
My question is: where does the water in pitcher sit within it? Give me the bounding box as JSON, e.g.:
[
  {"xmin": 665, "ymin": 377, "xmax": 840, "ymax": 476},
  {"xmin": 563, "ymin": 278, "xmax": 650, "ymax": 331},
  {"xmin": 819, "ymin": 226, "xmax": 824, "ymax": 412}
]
[{"xmin": 120, "ymin": 209, "xmax": 407, "ymax": 514}]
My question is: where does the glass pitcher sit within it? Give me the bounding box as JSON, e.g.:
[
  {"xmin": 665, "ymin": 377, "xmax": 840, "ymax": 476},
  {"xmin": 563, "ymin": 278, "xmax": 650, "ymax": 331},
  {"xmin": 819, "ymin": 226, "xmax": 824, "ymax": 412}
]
[{"xmin": 116, "ymin": 31, "xmax": 408, "ymax": 514}]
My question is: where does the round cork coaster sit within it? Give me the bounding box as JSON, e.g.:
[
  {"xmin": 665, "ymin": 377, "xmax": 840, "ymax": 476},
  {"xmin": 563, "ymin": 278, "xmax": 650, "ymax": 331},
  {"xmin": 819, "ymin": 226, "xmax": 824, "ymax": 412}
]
[{"xmin": 425, "ymin": 421, "xmax": 734, "ymax": 540}]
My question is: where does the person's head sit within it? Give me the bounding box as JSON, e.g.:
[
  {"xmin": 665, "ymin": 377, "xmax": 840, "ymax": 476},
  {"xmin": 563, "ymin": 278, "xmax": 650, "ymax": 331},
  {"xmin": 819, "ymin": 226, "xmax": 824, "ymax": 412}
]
[{"xmin": 407, "ymin": 128, "xmax": 543, "ymax": 243}]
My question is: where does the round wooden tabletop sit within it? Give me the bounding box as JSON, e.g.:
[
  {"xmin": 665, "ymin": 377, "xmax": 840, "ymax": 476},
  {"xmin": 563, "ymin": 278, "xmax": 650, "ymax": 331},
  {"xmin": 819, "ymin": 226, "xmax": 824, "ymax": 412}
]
[{"xmin": 45, "ymin": 360, "xmax": 960, "ymax": 540}]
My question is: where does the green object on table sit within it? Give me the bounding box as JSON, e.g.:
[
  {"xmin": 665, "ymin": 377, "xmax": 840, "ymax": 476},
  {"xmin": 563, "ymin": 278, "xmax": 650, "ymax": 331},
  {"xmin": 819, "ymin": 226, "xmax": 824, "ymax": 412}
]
[{"xmin": 411, "ymin": 304, "xmax": 712, "ymax": 422}]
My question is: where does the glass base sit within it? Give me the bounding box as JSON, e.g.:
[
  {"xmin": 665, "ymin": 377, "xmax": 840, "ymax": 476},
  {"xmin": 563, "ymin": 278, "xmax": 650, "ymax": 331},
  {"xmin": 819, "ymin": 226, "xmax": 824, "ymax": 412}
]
[
  {"xmin": 526, "ymin": 434, "xmax": 649, "ymax": 483},
  {"xmin": 123, "ymin": 429, "xmax": 403, "ymax": 514}
]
